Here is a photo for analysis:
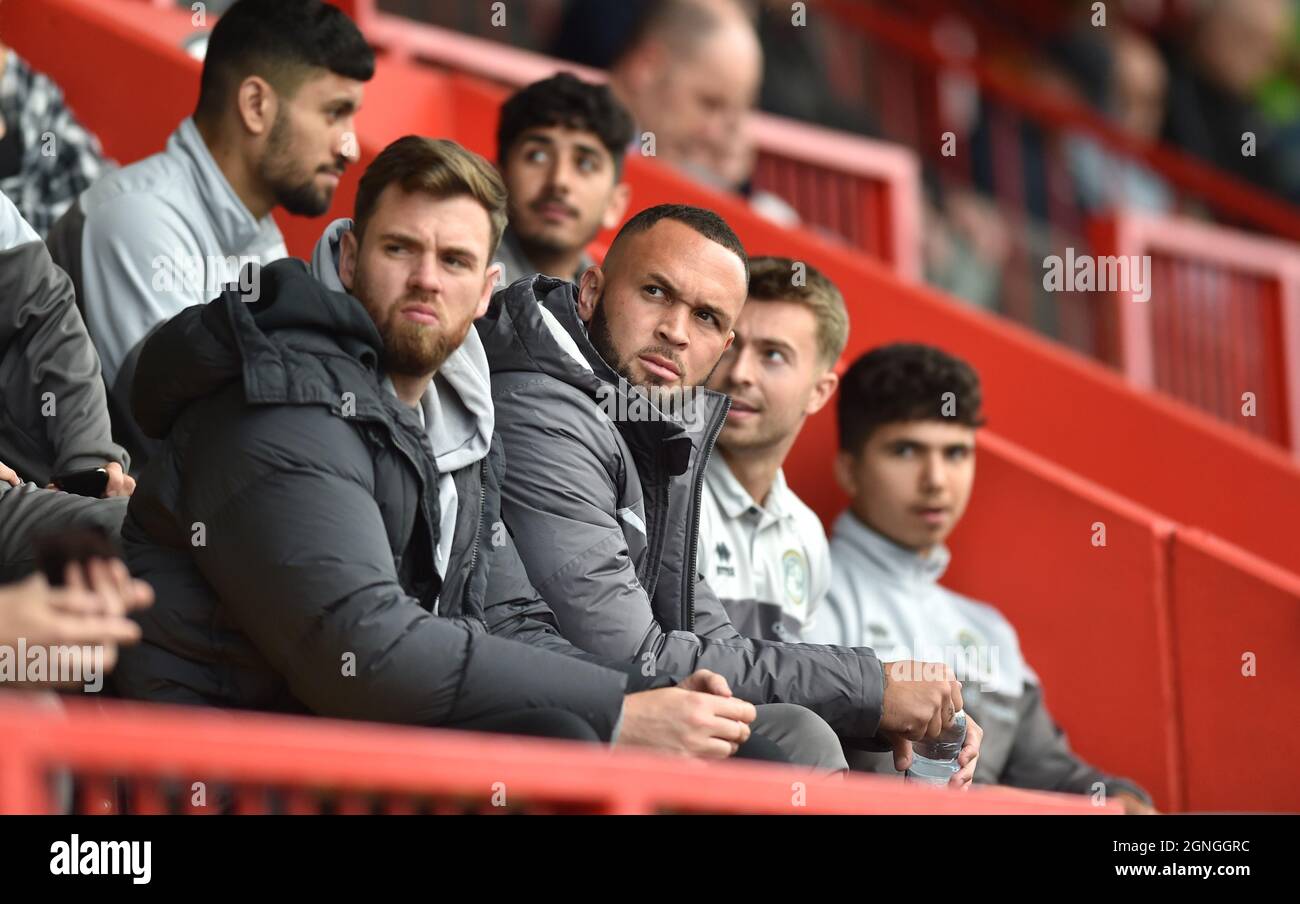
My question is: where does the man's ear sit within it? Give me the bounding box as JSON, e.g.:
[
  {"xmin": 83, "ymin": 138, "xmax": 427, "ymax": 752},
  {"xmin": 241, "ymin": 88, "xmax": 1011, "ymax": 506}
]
[
  {"xmin": 805, "ymin": 369, "xmax": 839, "ymax": 417},
  {"xmin": 338, "ymin": 229, "xmax": 358, "ymax": 291},
  {"xmin": 577, "ymin": 265, "xmax": 605, "ymax": 323},
  {"xmin": 478, "ymin": 263, "xmax": 503, "ymax": 318},
  {"xmin": 236, "ymin": 75, "xmax": 276, "ymax": 138},
  {"xmin": 832, "ymin": 449, "xmax": 857, "ymax": 498},
  {"xmin": 602, "ymin": 182, "xmax": 632, "ymax": 230}
]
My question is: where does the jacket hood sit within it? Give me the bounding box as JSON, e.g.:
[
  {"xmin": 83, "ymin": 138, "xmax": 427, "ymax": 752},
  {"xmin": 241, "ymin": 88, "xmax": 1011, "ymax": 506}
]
[
  {"xmin": 132, "ymin": 256, "xmax": 385, "ymax": 439},
  {"xmin": 311, "ymin": 217, "xmax": 493, "ymax": 473}
]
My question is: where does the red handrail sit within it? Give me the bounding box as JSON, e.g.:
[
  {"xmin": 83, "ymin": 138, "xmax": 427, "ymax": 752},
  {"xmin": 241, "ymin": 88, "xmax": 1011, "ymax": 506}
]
[
  {"xmin": 0, "ymin": 696, "xmax": 1117, "ymax": 814},
  {"xmin": 1090, "ymin": 211, "xmax": 1300, "ymax": 455},
  {"xmin": 818, "ymin": 0, "xmax": 1300, "ymax": 244}
]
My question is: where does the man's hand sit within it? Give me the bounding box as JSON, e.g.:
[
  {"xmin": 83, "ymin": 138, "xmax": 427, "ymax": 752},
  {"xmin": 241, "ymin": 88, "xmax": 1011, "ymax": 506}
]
[
  {"xmin": 947, "ymin": 713, "xmax": 983, "ymax": 790},
  {"xmin": 0, "ymin": 460, "xmax": 19, "ymax": 487},
  {"xmin": 1114, "ymin": 792, "xmax": 1159, "ymax": 815},
  {"xmin": 101, "ymin": 462, "xmax": 135, "ymax": 498},
  {"xmin": 677, "ymin": 668, "xmax": 732, "ymax": 697},
  {"xmin": 0, "ymin": 564, "xmax": 152, "ymax": 686},
  {"xmin": 615, "ymin": 686, "xmax": 757, "ymax": 759},
  {"xmin": 879, "ymin": 660, "xmax": 965, "ymax": 772}
]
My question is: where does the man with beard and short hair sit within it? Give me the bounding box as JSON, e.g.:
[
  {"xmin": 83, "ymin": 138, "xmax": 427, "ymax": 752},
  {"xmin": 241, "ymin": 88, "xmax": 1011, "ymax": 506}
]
[
  {"xmin": 697, "ymin": 256, "xmax": 847, "ymax": 643},
  {"xmin": 494, "ymin": 72, "xmax": 632, "ymax": 284},
  {"xmin": 479, "ymin": 204, "xmax": 983, "ymax": 776},
  {"xmin": 113, "ymin": 138, "xmax": 779, "ymax": 760},
  {"xmin": 47, "ymin": 0, "xmax": 374, "ymax": 466}
]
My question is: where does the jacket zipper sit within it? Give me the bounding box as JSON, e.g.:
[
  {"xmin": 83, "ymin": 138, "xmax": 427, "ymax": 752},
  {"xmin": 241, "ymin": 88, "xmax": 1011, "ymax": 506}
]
[
  {"xmin": 683, "ymin": 397, "xmax": 730, "ymax": 632},
  {"xmin": 462, "ymin": 458, "xmax": 488, "ymax": 608}
]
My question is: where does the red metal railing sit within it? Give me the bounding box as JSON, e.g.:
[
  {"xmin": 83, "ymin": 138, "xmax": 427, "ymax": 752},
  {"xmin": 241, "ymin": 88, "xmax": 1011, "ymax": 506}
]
[
  {"xmin": 1090, "ymin": 211, "xmax": 1300, "ymax": 454},
  {"xmin": 0, "ymin": 696, "xmax": 1116, "ymax": 815}
]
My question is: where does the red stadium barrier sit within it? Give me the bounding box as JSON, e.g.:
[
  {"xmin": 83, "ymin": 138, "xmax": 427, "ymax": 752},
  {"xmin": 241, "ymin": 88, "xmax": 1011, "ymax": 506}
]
[
  {"xmin": 1090, "ymin": 212, "xmax": 1300, "ymax": 456},
  {"xmin": 0, "ymin": 697, "xmax": 1117, "ymax": 815},
  {"xmin": 1167, "ymin": 531, "xmax": 1300, "ymax": 812}
]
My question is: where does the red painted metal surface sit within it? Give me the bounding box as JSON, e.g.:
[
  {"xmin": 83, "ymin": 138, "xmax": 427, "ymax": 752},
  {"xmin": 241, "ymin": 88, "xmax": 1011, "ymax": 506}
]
[{"xmin": 0, "ymin": 697, "xmax": 1116, "ymax": 815}]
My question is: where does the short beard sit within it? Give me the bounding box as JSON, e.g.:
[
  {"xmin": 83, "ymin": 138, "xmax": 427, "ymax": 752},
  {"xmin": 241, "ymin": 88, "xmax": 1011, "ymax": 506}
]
[
  {"xmin": 353, "ymin": 259, "xmax": 467, "ymax": 378},
  {"xmin": 588, "ymin": 297, "xmax": 718, "ymax": 389},
  {"xmin": 261, "ymin": 110, "xmax": 334, "ymax": 218}
]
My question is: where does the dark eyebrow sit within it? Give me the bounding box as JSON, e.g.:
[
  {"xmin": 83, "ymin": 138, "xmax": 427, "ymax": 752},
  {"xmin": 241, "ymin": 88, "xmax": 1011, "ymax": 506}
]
[
  {"xmin": 440, "ymin": 244, "xmax": 480, "ymax": 268},
  {"xmin": 377, "ymin": 230, "xmax": 422, "ymax": 249},
  {"xmin": 645, "ymin": 270, "xmax": 731, "ymax": 328},
  {"xmin": 572, "ymin": 141, "xmax": 606, "ymax": 161},
  {"xmin": 520, "ymin": 133, "xmax": 557, "ymax": 149},
  {"xmin": 645, "ymin": 270, "xmax": 682, "ymax": 299},
  {"xmin": 327, "ymin": 97, "xmax": 358, "ymax": 115}
]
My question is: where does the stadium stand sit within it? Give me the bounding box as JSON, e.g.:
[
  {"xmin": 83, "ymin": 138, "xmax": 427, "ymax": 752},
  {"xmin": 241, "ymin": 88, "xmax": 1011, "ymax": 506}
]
[{"xmin": 1, "ymin": 0, "xmax": 1297, "ymax": 813}]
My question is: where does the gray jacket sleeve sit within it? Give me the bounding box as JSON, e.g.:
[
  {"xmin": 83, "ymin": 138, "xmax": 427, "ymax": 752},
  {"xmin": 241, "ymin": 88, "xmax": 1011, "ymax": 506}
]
[
  {"xmin": 480, "ymin": 524, "xmax": 675, "ymax": 693},
  {"xmin": 1000, "ymin": 681, "xmax": 1152, "ymax": 804},
  {"xmin": 182, "ymin": 401, "xmax": 629, "ymax": 739},
  {"xmin": 0, "ymin": 193, "xmax": 125, "ymax": 480},
  {"xmin": 494, "ymin": 379, "xmax": 884, "ymax": 738},
  {"xmin": 477, "ymin": 439, "xmax": 675, "ymax": 694}
]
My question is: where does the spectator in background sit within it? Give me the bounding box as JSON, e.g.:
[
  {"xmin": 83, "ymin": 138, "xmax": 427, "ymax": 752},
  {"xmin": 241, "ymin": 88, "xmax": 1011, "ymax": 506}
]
[
  {"xmin": 698, "ymin": 256, "xmax": 846, "ymax": 643},
  {"xmin": 1066, "ymin": 25, "xmax": 1175, "ymax": 213},
  {"xmin": 46, "ymin": 0, "xmax": 374, "ymax": 468},
  {"xmin": 0, "ymin": 189, "xmax": 130, "ymax": 583},
  {"xmin": 494, "ymin": 73, "xmax": 632, "ymax": 284},
  {"xmin": 1162, "ymin": 0, "xmax": 1298, "ymax": 202},
  {"xmin": 607, "ymin": 0, "xmax": 798, "ymax": 224},
  {"xmin": 0, "ymin": 40, "xmax": 112, "ymax": 238},
  {"xmin": 808, "ymin": 343, "xmax": 1156, "ymax": 814}
]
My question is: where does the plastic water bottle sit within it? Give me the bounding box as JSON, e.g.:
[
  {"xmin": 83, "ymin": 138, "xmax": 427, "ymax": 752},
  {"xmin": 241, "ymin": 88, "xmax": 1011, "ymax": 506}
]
[{"xmin": 906, "ymin": 710, "xmax": 967, "ymax": 787}]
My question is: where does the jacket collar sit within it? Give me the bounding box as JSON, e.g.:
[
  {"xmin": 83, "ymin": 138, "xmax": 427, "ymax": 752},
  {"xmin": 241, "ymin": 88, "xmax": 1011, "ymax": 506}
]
[
  {"xmin": 832, "ymin": 509, "xmax": 951, "ymax": 586},
  {"xmin": 705, "ymin": 454, "xmax": 794, "ymax": 523},
  {"xmin": 172, "ymin": 117, "xmax": 274, "ymax": 254},
  {"xmin": 496, "ymin": 227, "xmax": 595, "ymax": 285}
]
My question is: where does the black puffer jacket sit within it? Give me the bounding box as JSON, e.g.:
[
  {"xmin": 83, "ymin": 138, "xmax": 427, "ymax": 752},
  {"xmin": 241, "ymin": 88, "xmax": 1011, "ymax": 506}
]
[{"xmin": 113, "ymin": 259, "xmax": 637, "ymax": 738}]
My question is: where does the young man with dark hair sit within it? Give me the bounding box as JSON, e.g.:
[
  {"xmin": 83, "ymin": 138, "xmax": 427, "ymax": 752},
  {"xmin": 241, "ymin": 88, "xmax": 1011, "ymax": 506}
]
[
  {"xmin": 480, "ymin": 204, "xmax": 982, "ymax": 774},
  {"xmin": 697, "ymin": 256, "xmax": 847, "ymax": 643},
  {"xmin": 809, "ymin": 342, "xmax": 1156, "ymax": 812},
  {"xmin": 47, "ymin": 0, "xmax": 374, "ymax": 463},
  {"xmin": 494, "ymin": 72, "xmax": 632, "ymax": 284},
  {"xmin": 113, "ymin": 137, "xmax": 776, "ymax": 759}
]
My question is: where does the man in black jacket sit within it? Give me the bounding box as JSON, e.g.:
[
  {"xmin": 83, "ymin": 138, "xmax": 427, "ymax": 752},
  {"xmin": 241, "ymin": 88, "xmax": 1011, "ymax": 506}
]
[{"xmin": 113, "ymin": 136, "xmax": 773, "ymax": 759}]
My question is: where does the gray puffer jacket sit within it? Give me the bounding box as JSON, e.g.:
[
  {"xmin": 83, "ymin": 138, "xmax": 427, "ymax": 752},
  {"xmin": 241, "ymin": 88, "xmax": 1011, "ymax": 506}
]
[
  {"xmin": 113, "ymin": 258, "xmax": 651, "ymax": 739},
  {"xmin": 478, "ymin": 275, "xmax": 886, "ymax": 739}
]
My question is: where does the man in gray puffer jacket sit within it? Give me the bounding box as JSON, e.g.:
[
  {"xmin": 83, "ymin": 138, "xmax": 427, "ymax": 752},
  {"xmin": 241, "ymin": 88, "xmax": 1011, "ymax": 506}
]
[
  {"xmin": 0, "ymin": 189, "xmax": 131, "ymax": 581},
  {"xmin": 113, "ymin": 137, "xmax": 778, "ymax": 758},
  {"xmin": 480, "ymin": 203, "xmax": 983, "ymax": 775}
]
